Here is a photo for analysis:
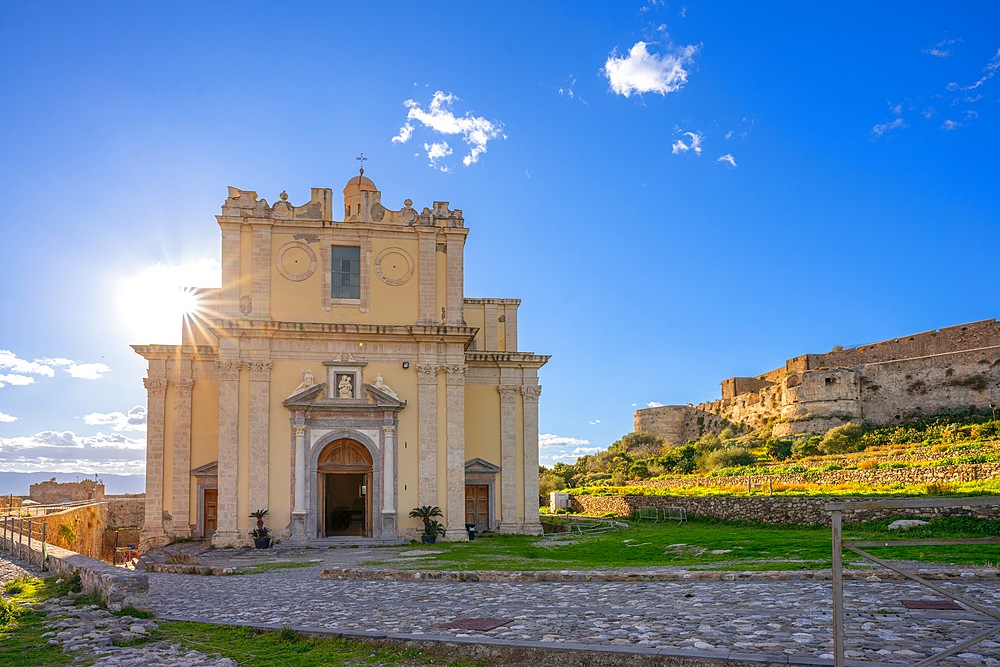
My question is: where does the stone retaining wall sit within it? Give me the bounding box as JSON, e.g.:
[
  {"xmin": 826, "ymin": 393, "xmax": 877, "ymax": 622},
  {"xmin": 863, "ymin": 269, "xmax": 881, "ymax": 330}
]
[
  {"xmin": 0, "ymin": 533, "xmax": 148, "ymax": 611},
  {"xmin": 570, "ymin": 494, "xmax": 1000, "ymax": 526},
  {"xmin": 642, "ymin": 462, "xmax": 1000, "ymax": 492},
  {"xmin": 107, "ymin": 495, "xmax": 145, "ymax": 529}
]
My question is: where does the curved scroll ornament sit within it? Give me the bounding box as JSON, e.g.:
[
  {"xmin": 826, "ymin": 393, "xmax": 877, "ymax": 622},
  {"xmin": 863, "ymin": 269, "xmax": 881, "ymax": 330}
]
[
  {"xmin": 247, "ymin": 361, "xmax": 273, "ymax": 381},
  {"xmin": 292, "ymin": 424, "xmax": 308, "ymax": 437},
  {"xmin": 443, "ymin": 365, "xmax": 467, "ymax": 377},
  {"xmin": 520, "ymin": 385, "xmax": 542, "ymax": 402}
]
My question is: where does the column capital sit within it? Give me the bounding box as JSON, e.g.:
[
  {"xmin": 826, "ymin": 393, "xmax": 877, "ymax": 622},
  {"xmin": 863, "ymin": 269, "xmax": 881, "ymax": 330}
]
[
  {"xmin": 247, "ymin": 360, "xmax": 273, "ymax": 381},
  {"xmin": 498, "ymin": 385, "xmax": 519, "ymax": 401},
  {"xmin": 382, "ymin": 424, "xmax": 397, "ymax": 436},
  {"xmin": 293, "ymin": 424, "xmax": 307, "ymax": 436},
  {"xmin": 415, "ymin": 364, "xmax": 440, "ymax": 382},
  {"xmin": 143, "ymin": 377, "xmax": 168, "ymax": 393},
  {"xmin": 215, "ymin": 359, "xmax": 242, "ymax": 381},
  {"xmin": 521, "ymin": 385, "xmax": 542, "ymax": 402},
  {"xmin": 443, "ymin": 364, "xmax": 467, "ymax": 378},
  {"xmin": 174, "ymin": 378, "xmax": 195, "ymax": 392}
]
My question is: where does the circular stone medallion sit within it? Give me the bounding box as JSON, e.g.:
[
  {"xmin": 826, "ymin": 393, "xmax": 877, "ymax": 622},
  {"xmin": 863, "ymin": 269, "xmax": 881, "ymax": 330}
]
[
  {"xmin": 276, "ymin": 242, "xmax": 317, "ymax": 281},
  {"xmin": 374, "ymin": 247, "xmax": 414, "ymax": 286}
]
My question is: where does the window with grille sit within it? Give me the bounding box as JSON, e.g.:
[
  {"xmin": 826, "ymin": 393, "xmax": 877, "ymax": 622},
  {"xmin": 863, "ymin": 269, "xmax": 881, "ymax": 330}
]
[{"xmin": 330, "ymin": 246, "xmax": 361, "ymax": 299}]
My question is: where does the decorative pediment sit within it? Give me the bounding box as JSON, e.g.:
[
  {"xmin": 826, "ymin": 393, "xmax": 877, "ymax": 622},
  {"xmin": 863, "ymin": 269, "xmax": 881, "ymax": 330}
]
[
  {"xmin": 191, "ymin": 461, "xmax": 218, "ymax": 478},
  {"xmin": 465, "ymin": 458, "xmax": 501, "ymax": 474},
  {"xmin": 364, "ymin": 383, "xmax": 406, "ymax": 408},
  {"xmin": 283, "ymin": 382, "xmax": 327, "ymax": 406}
]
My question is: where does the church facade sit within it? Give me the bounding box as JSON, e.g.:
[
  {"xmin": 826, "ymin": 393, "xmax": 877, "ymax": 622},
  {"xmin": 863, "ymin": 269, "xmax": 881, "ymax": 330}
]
[{"xmin": 133, "ymin": 171, "xmax": 548, "ymax": 546}]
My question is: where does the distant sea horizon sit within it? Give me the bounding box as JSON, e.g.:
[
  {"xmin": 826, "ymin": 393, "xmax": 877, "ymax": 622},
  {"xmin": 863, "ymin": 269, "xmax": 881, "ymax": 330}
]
[{"xmin": 0, "ymin": 471, "xmax": 146, "ymax": 497}]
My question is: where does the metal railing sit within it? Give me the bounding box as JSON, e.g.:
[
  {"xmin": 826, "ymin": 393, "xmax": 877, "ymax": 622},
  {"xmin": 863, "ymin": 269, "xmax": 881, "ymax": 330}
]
[
  {"xmin": 1, "ymin": 499, "xmax": 103, "ymax": 517},
  {"xmin": 829, "ymin": 496, "xmax": 1000, "ymax": 667},
  {"xmin": 0, "ymin": 514, "xmax": 48, "ymax": 570}
]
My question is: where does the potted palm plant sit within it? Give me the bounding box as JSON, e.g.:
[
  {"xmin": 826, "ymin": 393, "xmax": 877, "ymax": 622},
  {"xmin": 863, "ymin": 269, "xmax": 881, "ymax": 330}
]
[
  {"xmin": 422, "ymin": 519, "xmax": 447, "ymax": 544},
  {"xmin": 249, "ymin": 508, "xmax": 271, "ymax": 549},
  {"xmin": 409, "ymin": 505, "xmax": 443, "ymax": 544}
]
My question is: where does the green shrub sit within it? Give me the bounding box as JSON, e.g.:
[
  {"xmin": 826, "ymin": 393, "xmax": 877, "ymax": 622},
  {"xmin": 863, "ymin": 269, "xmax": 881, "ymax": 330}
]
[
  {"xmin": 704, "ymin": 447, "xmax": 756, "ymax": 471},
  {"xmin": 818, "ymin": 423, "xmax": 864, "ymax": 454},
  {"xmin": 765, "ymin": 439, "xmax": 793, "ymax": 461},
  {"xmin": 792, "ymin": 436, "xmax": 821, "ymax": 458}
]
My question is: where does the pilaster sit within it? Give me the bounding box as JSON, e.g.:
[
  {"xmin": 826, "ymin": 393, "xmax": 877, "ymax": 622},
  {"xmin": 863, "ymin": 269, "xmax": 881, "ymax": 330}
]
[
  {"xmin": 219, "ymin": 222, "xmax": 242, "ymax": 320},
  {"xmin": 444, "ymin": 364, "xmax": 468, "ymax": 540},
  {"xmin": 291, "ymin": 422, "xmax": 308, "ymax": 543},
  {"xmin": 141, "ymin": 377, "xmax": 168, "ymax": 542},
  {"xmin": 416, "ymin": 228, "xmax": 437, "ymax": 324},
  {"xmin": 497, "ymin": 385, "xmax": 520, "ymax": 532},
  {"xmin": 169, "ymin": 377, "xmax": 194, "ymax": 538},
  {"xmin": 416, "ymin": 364, "xmax": 439, "ymax": 507},
  {"xmin": 212, "ymin": 358, "xmax": 242, "ymax": 547},
  {"xmin": 445, "ymin": 233, "xmax": 464, "ymax": 326},
  {"xmin": 247, "ymin": 360, "xmax": 272, "ymax": 515},
  {"xmin": 521, "ymin": 384, "xmax": 543, "ymax": 535},
  {"xmin": 250, "ymin": 224, "xmax": 272, "ymax": 319},
  {"xmin": 381, "ymin": 424, "xmax": 398, "ymax": 536}
]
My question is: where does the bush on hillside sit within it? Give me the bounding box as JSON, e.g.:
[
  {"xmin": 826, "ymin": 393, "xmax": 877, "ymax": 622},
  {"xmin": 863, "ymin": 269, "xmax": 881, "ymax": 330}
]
[{"xmin": 818, "ymin": 423, "xmax": 865, "ymax": 454}]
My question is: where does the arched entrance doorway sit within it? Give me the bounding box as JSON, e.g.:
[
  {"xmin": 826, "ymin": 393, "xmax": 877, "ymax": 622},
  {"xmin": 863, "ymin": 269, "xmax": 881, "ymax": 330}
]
[{"xmin": 317, "ymin": 438, "xmax": 373, "ymax": 537}]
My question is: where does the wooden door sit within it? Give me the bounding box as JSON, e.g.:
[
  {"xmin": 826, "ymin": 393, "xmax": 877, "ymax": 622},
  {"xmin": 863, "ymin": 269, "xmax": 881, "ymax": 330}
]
[
  {"xmin": 203, "ymin": 488, "xmax": 218, "ymax": 536},
  {"xmin": 465, "ymin": 484, "xmax": 489, "ymax": 530}
]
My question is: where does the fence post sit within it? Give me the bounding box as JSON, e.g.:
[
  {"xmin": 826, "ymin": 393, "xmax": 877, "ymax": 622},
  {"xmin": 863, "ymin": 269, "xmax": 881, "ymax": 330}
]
[
  {"xmin": 832, "ymin": 509, "xmax": 845, "ymax": 667},
  {"xmin": 41, "ymin": 523, "xmax": 47, "ymax": 571},
  {"xmin": 19, "ymin": 516, "xmax": 24, "ymax": 561}
]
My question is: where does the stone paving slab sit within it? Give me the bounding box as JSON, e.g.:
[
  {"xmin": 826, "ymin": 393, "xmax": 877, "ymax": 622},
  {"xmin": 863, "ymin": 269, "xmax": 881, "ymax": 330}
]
[{"xmin": 144, "ymin": 548, "xmax": 1000, "ymax": 667}]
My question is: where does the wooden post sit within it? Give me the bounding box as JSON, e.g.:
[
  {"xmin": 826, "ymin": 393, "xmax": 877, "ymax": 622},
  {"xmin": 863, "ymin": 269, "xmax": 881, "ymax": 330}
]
[
  {"xmin": 18, "ymin": 516, "xmax": 24, "ymax": 560},
  {"xmin": 41, "ymin": 523, "xmax": 47, "ymax": 571},
  {"xmin": 832, "ymin": 509, "xmax": 845, "ymax": 667}
]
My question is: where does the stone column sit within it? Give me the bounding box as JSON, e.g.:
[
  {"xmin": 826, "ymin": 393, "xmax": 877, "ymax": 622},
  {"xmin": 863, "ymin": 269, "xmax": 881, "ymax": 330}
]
[
  {"xmin": 416, "ymin": 228, "xmax": 437, "ymax": 325},
  {"xmin": 141, "ymin": 377, "xmax": 168, "ymax": 543},
  {"xmin": 381, "ymin": 425, "xmax": 397, "ymax": 537},
  {"xmin": 445, "ymin": 233, "xmax": 464, "ymax": 326},
  {"xmin": 444, "ymin": 364, "xmax": 467, "ymax": 540},
  {"xmin": 416, "ymin": 365, "xmax": 439, "ymax": 507},
  {"xmin": 291, "ymin": 422, "xmax": 307, "ymax": 543},
  {"xmin": 169, "ymin": 377, "xmax": 194, "ymax": 538},
  {"xmin": 212, "ymin": 359, "xmax": 242, "ymax": 547},
  {"xmin": 250, "ymin": 224, "xmax": 272, "ymax": 320},
  {"xmin": 521, "ymin": 385, "xmax": 543, "ymax": 535},
  {"xmin": 497, "ymin": 385, "xmax": 520, "ymax": 532},
  {"xmin": 247, "ymin": 361, "xmax": 272, "ymax": 515}
]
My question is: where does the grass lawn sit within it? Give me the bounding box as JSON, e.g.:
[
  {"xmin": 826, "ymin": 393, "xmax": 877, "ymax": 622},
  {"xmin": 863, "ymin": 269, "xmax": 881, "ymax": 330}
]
[
  {"xmin": 0, "ymin": 576, "xmax": 484, "ymax": 667},
  {"xmin": 373, "ymin": 516, "xmax": 1000, "ymax": 572}
]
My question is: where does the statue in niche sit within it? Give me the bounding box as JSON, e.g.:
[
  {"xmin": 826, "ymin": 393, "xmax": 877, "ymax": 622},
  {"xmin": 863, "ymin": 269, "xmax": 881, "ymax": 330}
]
[
  {"xmin": 338, "ymin": 374, "xmax": 354, "ymax": 398},
  {"xmin": 288, "ymin": 369, "xmax": 315, "ymax": 397},
  {"xmin": 372, "ymin": 373, "xmax": 398, "ymax": 399}
]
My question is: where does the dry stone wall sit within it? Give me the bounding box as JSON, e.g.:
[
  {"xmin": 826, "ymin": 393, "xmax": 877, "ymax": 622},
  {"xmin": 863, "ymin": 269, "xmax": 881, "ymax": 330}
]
[{"xmin": 571, "ymin": 493, "xmax": 1000, "ymax": 526}]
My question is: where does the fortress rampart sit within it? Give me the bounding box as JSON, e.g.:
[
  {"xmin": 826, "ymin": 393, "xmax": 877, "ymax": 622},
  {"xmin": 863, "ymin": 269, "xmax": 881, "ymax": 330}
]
[{"xmin": 636, "ymin": 319, "xmax": 1000, "ymax": 444}]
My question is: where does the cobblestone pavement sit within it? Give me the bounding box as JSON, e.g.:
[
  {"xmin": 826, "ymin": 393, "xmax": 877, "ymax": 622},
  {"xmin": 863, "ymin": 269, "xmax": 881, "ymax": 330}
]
[
  {"xmin": 0, "ymin": 553, "xmax": 233, "ymax": 666},
  {"xmin": 144, "ymin": 546, "xmax": 1000, "ymax": 666}
]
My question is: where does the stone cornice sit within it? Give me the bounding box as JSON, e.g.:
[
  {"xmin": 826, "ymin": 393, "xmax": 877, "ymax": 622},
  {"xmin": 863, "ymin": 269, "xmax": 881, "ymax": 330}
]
[
  {"xmin": 210, "ymin": 319, "xmax": 478, "ymax": 341},
  {"xmin": 465, "ymin": 352, "xmax": 550, "ymax": 368},
  {"xmin": 131, "ymin": 344, "xmax": 218, "ymax": 361}
]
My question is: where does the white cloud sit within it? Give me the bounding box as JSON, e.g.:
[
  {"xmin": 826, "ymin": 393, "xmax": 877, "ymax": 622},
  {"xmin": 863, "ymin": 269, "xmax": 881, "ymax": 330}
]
[
  {"xmin": 604, "ymin": 41, "xmax": 698, "ymax": 98},
  {"xmin": 717, "ymin": 154, "xmax": 737, "ymax": 167},
  {"xmin": 671, "ymin": 130, "xmax": 703, "ymax": 155},
  {"xmin": 942, "ymin": 119, "xmax": 960, "ymax": 130},
  {"xmin": 645, "ymin": 401, "xmax": 665, "ymax": 408},
  {"xmin": 0, "ymin": 374, "xmax": 36, "ymax": 388},
  {"xmin": 0, "ymin": 350, "xmax": 55, "ymax": 380},
  {"xmin": 392, "ymin": 91, "xmax": 505, "ymax": 169},
  {"xmin": 948, "ymin": 48, "xmax": 1000, "ymax": 91},
  {"xmin": 0, "ymin": 430, "xmax": 146, "ymax": 475},
  {"xmin": 924, "ymin": 39, "xmax": 961, "ymax": 58},
  {"xmin": 83, "ymin": 406, "xmax": 147, "ymax": 432},
  {"xmin": 539, "ymin": 433, "xmax": 592, "ymax": 449},
  {"xmin": 588, "ymin": 419, "xmax": 602, "ymax": 425},
  {"xmin": 37, "ymin": 357, "xmax": 111, "ymax": 380},
  {"xmin": 422, "ymin": 141, "xmax": 454, "ymax": 172},
  {"xmin": 0, "ymin": 412, "xmax": 17, "ymax": 423},
  {"xmin": 870, "ymin": 117, "xmax": 905, "ymax": 137}
]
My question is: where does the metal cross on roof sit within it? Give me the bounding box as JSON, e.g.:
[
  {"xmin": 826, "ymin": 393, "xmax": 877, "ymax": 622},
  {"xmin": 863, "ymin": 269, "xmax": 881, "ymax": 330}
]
[{"xmin": 356, "ymin": 153, "xmax": 367, "ymax": 175}]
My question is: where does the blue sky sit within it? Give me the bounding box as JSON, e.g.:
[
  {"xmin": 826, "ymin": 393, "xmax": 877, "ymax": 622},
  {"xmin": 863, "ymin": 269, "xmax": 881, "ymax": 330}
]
[{"xmin": 1, "ymin": 2, "xmax": 999, "ymax": 491}]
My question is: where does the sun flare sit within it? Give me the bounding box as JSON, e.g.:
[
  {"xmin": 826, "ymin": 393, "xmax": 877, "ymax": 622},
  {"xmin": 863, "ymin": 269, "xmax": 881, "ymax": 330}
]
[{"xmin": 116, "ymin": 259, "xmax": 220, "ymax": 345}]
